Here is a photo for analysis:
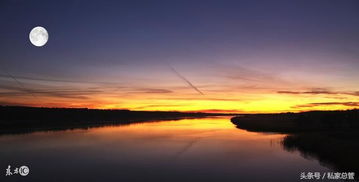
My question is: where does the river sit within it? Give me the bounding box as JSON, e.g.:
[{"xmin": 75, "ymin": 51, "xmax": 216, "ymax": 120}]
[{"xmin": 0, "ymin": 116, "xmax": 331, "ymax": 181}]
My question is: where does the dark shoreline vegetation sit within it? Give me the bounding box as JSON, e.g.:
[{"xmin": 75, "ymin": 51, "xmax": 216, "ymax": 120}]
[
  {"xmin": 231, "ymin": 110, "xmax": 359, "ymax": 178},
  {"xmin": 0, "ymin": 105, "xmax": 232, "ymax": 135}
]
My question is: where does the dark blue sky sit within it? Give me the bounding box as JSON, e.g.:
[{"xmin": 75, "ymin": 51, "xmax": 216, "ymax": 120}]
[
  {"xmin": 1, "ymin": 0, "xmax": 358, "ymax": 70},
  {"xmin": 0, "ymin": 0, "xmax": 359, "ymax": 111}
]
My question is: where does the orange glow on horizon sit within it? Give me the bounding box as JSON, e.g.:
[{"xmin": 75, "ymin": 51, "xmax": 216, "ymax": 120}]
[{"xmin": 1, "ymin": 89, "xmax": 358, "ymax": 113}]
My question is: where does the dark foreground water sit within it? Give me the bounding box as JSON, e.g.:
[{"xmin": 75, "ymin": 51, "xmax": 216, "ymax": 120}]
[{"xmin": 0, "ymin": 117, "xmax": 332, "ymax": 182}]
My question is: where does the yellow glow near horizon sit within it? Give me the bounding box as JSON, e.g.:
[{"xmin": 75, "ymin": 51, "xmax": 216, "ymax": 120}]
[
  {"xmin": 1, "ymin": 72, "xmax": 359, "ymax": 114},
  {"xmin": 2, "ymin": 90, "xmax": 357, "ymax": 113}
]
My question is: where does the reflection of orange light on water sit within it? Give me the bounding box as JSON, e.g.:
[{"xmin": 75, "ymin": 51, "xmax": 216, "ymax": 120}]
[
  {"xmin": 93, "ymin": 117, "xmax": 286, "ymax": 141},
  {"xmin": 78, "ymin": 117, "xmax": 288, "ymax": 159}
]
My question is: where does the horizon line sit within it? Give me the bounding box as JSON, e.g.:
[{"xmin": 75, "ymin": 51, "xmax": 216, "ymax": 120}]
[{"xmin": 1, "ymin": 105, "xmax": 358, "ymax": 115}]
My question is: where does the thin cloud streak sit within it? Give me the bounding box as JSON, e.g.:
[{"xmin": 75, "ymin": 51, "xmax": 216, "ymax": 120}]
[
  {"xmin": 131, "ymin": 104, "xmax": 183, "ymax": 110},
  {"xmin": 169, "ymin": 66, "xmax": 204, "ymax": 95},
  {"xmin": 277, "ymin": 88, "xmax": 359, "ymax": 97},
  {"xmin": 126, "ymin": 88, "xmax": 173, "ymax": 94},
  {"xmin": 293, "ymin": 102, "xmax": 359, "ymax": 108},
  {"xmin": 0, "ymin": 90, "xmax": 101, "ymax": 99},
  {"xmin": 0, "ymin": 74, "xmax": 121, "ymax": 85},
  {"xmin": 218, "ymin": 65, "xmax": 289, "ymax": 85},
  {"xmin": 0, "ymin": 70, "xmax": 37, "ymax": 98}
]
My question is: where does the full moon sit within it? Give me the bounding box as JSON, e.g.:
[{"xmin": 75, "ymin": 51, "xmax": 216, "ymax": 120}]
[{"xmin": 29, "ymin": 26, "xmax": 48, "ymax": 47}]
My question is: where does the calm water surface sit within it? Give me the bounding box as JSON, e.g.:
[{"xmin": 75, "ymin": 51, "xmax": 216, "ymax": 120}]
[{"xmin": 0, "ymin": 117, "xmax": 331, "ymax": 181}]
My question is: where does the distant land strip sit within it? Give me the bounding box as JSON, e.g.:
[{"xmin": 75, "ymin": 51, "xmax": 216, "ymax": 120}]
[{"xmin": 0, "ymin": 105, "xmax": 233, "ymax": 135}]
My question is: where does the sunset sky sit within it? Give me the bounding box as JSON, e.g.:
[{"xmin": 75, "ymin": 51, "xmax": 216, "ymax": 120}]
[{"xmin": 1, "ymin": 0, "xmax": 359, "ymax": 113}]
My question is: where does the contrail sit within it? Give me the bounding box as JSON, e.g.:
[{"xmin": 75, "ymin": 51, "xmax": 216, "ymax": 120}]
[
  {"xmin": 169, "ymin": 66, "xmax": 204, "ymax": 95},
  {"xmin": 0, "ymin": 70, "xmax": 36, "ymax": 98}
]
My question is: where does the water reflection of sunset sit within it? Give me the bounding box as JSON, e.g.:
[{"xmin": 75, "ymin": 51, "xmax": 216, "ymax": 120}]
[
  {"xmin": 91, "ymin": 117, "xmax": 286, "ymax": 141},
  {"xmin": 0, "ymin": 116, "xmax": 329, "ymax": 181}
]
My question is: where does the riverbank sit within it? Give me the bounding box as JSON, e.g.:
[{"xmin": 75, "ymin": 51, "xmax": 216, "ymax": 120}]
[
  {"xmin": 231, "ymin": 110, "xmax": 359, "ymax": 178},
  {"xmin": 231, "ymin": 110, "xmax": 359, "ymax": 133},
  {"xmin": 0, "ymin": 106, "xmax": 231, "ymax": 135}
]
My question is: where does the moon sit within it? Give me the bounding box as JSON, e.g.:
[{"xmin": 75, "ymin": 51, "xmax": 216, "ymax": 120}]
[{"xmin": 29, "ymin": 26, "xmax": 48, "ymax": 47}]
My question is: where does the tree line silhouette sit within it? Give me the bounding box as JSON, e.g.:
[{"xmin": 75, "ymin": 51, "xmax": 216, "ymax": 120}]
[{"xmin": 0, "ymin": 105, "xmax": 227, "ymax": 135}]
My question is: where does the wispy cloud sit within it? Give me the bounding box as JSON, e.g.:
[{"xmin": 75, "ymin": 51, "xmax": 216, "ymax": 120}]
[
  {"xmin": 131, "ymin": 104, "xmax": 183, "ymax": 110},
  {"xmin": 277, "ymin": 88, "xmax": 359, "ymax": 97},
  {"xmin": 277, "ymin": 90, "xmax": 333, "ymax": 95},
  {"xmin": 158, "ymin": 97, "xmax": 244, "ymax": 102},
  {"xmin": 0, "ymin": 74, "xmax": 120, "ymax": 85},
  {"xmin": 293, "ymin": 102, "xmax": 359, "ymax": 108},
  {"xmin": 0, "ymin": 82, "xmax": 101, "ymax": 99},
  {"xmin": 0, "ymin": 89, "xmax": 101, "ymax": 99},
  {"xmin": 218, "ymin": 65, "xmax": 288, "ymax": 84},
  {"xmin": 0, "ymin": 74, "xmax": 175, "ymax": 100},
  {"xmin": 126, "ymin": 88, "xmax": 173, "ymax": 94},
  {"xmin": 0, "ymin": 71, "xmax": 37, "ymax": 98}
]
